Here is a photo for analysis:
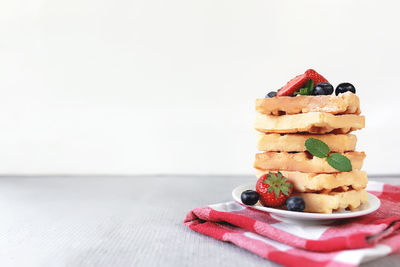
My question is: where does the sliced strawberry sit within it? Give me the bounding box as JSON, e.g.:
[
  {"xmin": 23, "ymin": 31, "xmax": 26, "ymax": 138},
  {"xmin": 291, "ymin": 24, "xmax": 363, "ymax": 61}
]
[
  {"xmin": 305, "ymin": 69, "xmax": 328, "ymax": 84},
  {"xmin": 276, "ymin": 73, "xmax": 308, "ymax": 97}
]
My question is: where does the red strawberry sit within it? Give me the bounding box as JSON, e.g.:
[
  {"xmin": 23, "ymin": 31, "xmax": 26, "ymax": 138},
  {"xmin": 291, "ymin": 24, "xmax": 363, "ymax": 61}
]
[
  {"xmin": 256, "ymin": 172, "xmax": 293, "ymax": 207},
  {"xmin": 305, "ymin": 69, "xmax": 328, "ymax": 84},
  {"xmin": 276, "ymin": 69, "xmax": 329, "ymax": 97},
  {"xmin": 276, "ymin": 73, "xmax": 308, "ymax": 97}
]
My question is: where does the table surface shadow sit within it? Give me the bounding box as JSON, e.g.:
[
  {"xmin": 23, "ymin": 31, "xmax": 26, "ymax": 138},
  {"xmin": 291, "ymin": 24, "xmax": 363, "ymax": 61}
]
[{"xmin": 0, "ymin": 175, "xmax": 398, "ymax": 267}]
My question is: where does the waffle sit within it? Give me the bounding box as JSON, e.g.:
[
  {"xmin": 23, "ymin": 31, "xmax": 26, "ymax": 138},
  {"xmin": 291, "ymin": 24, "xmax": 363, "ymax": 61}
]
[
  {"xmin": 255, "ymin": 112, "xmax": 365, "ymax": 134},
  {"xmin": 256, "ymin": 92, "xmax": 360, "ymax": 115},
  {"xmin": 294, "ymin": 189, "xmax": 368, "ymax": 213},
  {"xmin": 254, "ymin": 151, "xmax": 366, "ymax": 173},
  {"xmin": 255, "ymin": 170, "xmax": 368, "ymax": 192},
  {"xmin": 257, "ymin": 133, "xmax": 356, "ymax": 152}
]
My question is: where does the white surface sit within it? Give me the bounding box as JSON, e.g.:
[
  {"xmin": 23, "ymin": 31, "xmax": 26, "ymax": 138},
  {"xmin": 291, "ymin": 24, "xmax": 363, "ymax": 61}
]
[
  {"xmin": 1, "ymin": 0, "xmax": 400, "ymax": 175},
  {"xmin": 232, "ymin": 183, "xmax": 381, "ymax": 221}
]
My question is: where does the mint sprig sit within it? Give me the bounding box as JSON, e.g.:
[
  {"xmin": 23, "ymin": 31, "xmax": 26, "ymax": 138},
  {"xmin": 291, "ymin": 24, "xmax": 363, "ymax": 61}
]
[
  {"xmin": 305, "ymin": 138, "xmax": 352, "ymax": 172},
  {"xmin": 294, "ymin": 79, "xmax": 314, "ymax": 96}
]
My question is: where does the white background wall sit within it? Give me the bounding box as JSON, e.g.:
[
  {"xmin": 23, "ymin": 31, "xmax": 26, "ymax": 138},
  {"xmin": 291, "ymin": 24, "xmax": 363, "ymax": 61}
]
[{"xmin": 1, "ymin": 0, "xmax": 399, "ymax": 175}]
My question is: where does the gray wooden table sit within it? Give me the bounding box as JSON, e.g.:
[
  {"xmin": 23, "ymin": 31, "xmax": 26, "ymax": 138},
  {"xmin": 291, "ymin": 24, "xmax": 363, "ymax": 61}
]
[{"xmin": 0, "ymin": 176, "xmax": 399, "ymax": 267}]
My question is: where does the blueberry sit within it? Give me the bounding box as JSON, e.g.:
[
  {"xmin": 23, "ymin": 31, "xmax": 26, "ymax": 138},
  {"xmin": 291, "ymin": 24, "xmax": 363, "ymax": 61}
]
[
  {"xmin": 265, "ymin": 91, "xmax": 277, "ymax": 98},
  {"xmin": 335, "ymin": 83, "xmax": 356, "ymax": 95},
  {"xmin": 313, "ymin": 82, "xmax": 334, "ymax": 95},
  {"xmin": 241, "ymin": 190, "xmax": 260, "ymax": 205},
  {"xmin": 286, "ymin": 196, "xmax": 305, "ymax": 212}
]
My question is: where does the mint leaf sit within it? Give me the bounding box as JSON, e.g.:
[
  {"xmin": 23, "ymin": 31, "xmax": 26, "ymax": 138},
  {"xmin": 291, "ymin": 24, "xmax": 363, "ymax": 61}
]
[
  {"xmin": 308, "ymin": 79, "xmax": 314, "ymax": 94},
  {"xmin": 327, "ymin": 153, "xmax": 353, "ymax": 172},
  {"xmin": 305, "ymin": 138, "xmax": 330, "ymax": 158},
  {"xmin": 294, "ymin": 88, "xmax": 307, "ymax": 96},
  {"xmin": 303, "ymin": 79, "xmax": 313, "ymax": 95},
  {"xmin": 294, "ymin": 79, "xmax": 314, "ymax": 95}
]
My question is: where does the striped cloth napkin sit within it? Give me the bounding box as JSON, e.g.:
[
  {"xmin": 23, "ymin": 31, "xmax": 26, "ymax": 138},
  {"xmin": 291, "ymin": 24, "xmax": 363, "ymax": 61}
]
[{"xmin": 184, "ymin": 181, "xmax": 400, "ymax": 266}]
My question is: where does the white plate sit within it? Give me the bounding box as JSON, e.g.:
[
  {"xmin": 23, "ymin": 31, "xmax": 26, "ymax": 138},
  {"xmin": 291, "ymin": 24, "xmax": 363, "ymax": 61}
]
[{"xmin": 232, "ymin": 183, "xmax": 380, "ymax": 223}]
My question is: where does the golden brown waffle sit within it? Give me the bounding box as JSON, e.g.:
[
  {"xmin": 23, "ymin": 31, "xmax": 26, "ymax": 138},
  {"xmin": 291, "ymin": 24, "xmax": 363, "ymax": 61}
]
[
  {"xmin": 255, "ymin": 170, "xmax": 368, "ymax": 192},
  {"xmin": 257, "ymin": 133, "xmax": 356, "ymax": 152},
  {"xmin": 294, "ymin": 189, "xmax": 368, "ymax": 213},
  {"xmin": 256, "ymin": 92, "xmax": 360, "ymax": 115},
  {"xmin": 255, "ymin": 112, "xmax": 365, "ymax": 134},
  {"xmin": 254, "ymin": 151, "xmax": 366, "ymax": 173}
]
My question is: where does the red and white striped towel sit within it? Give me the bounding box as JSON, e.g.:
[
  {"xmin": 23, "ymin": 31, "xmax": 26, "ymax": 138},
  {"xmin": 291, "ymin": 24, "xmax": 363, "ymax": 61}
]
[{"xmin": 184, "ymin": 181, "xmax": 400, "ymax": 266}]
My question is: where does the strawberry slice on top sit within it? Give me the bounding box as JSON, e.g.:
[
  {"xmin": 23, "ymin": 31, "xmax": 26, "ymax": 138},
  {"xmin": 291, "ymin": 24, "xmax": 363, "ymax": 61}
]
[
  {"xmin": 276, "ymin": 73, "xmax": 308, "ymax": 97},
  {"xmin": 276, "ymin": 69, "xmax": 328, "ymax": 97},
  {"xmin": 305, "ymin": 69, "xmax": 328, "ymax": 85}
]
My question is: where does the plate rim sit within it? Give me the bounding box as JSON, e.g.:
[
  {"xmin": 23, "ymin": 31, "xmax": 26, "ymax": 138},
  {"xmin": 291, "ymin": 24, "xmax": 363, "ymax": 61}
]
[{"xmin": 232, "ymin": 183, "xmax": 381, "ymax": 220}]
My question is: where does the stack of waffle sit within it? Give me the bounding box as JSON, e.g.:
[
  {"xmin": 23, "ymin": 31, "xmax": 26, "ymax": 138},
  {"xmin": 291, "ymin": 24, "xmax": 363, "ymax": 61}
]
[{"xmin": 253, "ymin": 92, "xmax": 368, "ymax": 213}]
